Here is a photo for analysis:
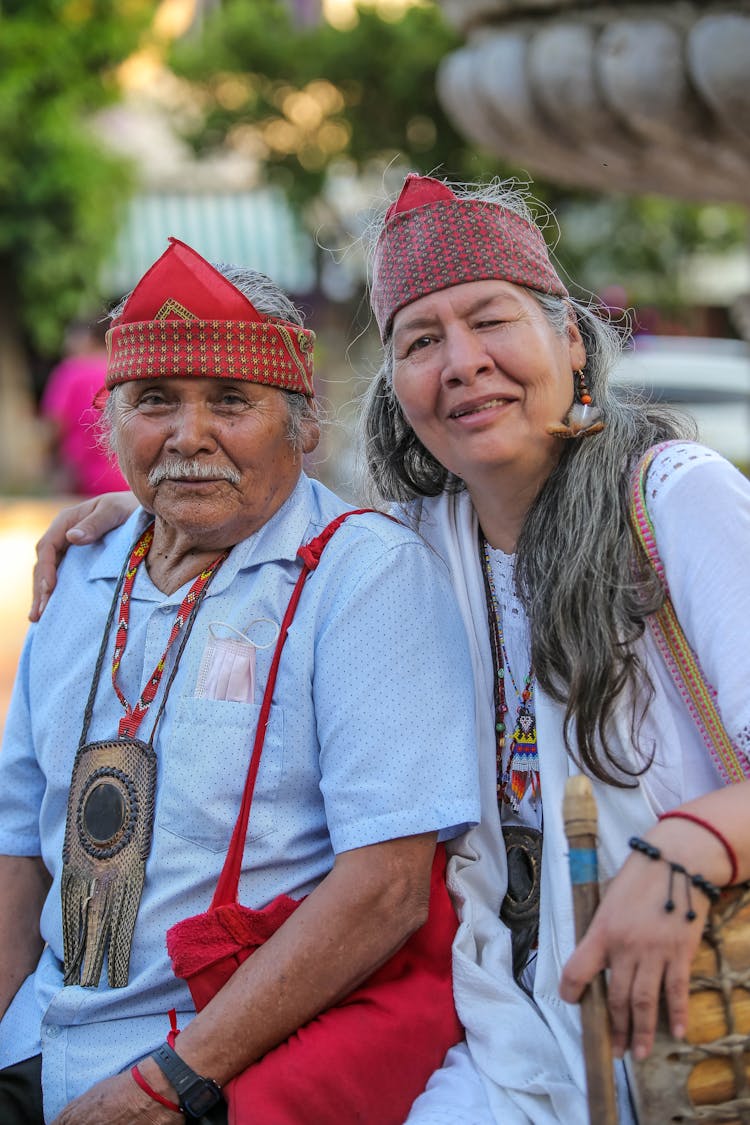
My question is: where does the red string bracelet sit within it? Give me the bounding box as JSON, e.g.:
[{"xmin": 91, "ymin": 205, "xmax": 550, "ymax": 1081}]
[
  {"xmin": 131, "ymin": 1064, "xmax": 182, "ymax": 1114},
  {"xmin": 658, "ymin": 810, "xmax": 739, "ymax": 886},
  {"xmin": 167, "ymin": 1007, "xmax": 181, "ymax": 1048}
]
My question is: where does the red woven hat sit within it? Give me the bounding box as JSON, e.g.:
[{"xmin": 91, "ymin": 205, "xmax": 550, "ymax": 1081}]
[
  {"xmin": 105, "ymin": 238, "xmax": 315, "ymax": 396},
  {"xmin": 371, "ymin": 174, "xmax": 568, "ymax": 340}
]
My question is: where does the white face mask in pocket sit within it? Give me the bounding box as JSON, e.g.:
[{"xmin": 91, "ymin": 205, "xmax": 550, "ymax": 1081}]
[{"xmin": 195, "ymin": 619, "xmax": 279, "ymax": 704}]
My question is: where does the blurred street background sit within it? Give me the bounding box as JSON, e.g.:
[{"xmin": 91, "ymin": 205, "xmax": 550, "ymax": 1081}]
[{"xmin": 2, "ymin": 0, "xmax": 750, "ymax": 735}]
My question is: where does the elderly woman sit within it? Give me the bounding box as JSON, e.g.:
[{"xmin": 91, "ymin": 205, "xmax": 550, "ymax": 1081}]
[
  {"xmin": 31, "ymin": 178, "xmax": 750, "ymax": 1124},
  {"xmin": 362, "ymin": 174, "xmax": 750, "ymax": 1124},
  {"xmin": 0, "ymin": 236, "xmax": 479, "ymax": 1124}
]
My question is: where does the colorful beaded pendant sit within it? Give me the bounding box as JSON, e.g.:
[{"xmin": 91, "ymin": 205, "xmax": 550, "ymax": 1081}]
[{"xmin": 481, "ymin": 535, "xmax": 541, "ymax": 813}]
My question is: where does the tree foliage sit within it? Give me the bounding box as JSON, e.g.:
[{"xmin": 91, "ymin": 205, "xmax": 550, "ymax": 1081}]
[
  {"xmin": 169, "ymin": 0, "xmax": 747, "ymax": 312},
  {"xmin": 554, "ymin": 192, "xmax": 748, "ymax": 312},
  {"xmin": 170, "ymin": 0, "xmax": 497, "ymax": 205},
  {"xmin": 0, "ymin": 0, "xmax": 151, "ymax": 354}
]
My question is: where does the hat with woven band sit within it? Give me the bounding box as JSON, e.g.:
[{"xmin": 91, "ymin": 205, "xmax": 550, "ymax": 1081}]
[
  {"xmin": 371, "ymin": 174, "xmax": 568, "ymax": 341},
  {"xmin": 105, "ymin": 238, "xmax": 315, "ymax": 397}
]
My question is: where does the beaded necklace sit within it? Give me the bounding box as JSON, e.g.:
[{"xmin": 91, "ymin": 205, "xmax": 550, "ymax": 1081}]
[
  {"xmin": 480, "ymin": 534, "xmax": 541, "ymax": 813},
  {"xmin": 61, "ymin": 521, "xmax": 228, "ymax": 989},
  {"xmin": 111, "ymin": 523, "xmax": 228, "ymax": 739}
]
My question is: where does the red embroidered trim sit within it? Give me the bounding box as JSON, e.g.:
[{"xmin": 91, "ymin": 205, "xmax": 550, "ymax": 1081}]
[{"xmin": 106, "ymin": 319, "xmax": 315, "ymax": 397}]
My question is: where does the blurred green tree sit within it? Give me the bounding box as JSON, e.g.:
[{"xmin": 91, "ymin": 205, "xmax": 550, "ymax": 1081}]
[
  {"xmin": 0, "ymin": 0, "xmax": 151, "ymax": 359},
  {"xmin": 169, "ymin": 0, "xmax": 497, "ymax": 205},
  {"xmin": 0, "ymin": 0, "xmax": 152, "ymax": 489},
  {"xmin": 169, "ymin": 0, "xmax": 747, "ymax": 317}
]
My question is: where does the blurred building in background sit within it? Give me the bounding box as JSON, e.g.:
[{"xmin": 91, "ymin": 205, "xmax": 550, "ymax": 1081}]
[
  {"xmin": 434, "ymin": 0, "xmax": 750, "ymax": 461},
  {"xmin": 434, "ymin": 0, "xmax": 750, "ymax": 335},
  {"xmin": 435, "ymin": 0, "xmax": 750, "ymax": 206},
  {"xmin": 101, "ymin": 190, "xmax": 315, "ymax": 298}
]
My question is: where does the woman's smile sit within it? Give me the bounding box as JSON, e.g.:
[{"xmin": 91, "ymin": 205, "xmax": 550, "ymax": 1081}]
[{"xmin": 447, "ymin": 395, "xmax": 515, "ymax": 423}]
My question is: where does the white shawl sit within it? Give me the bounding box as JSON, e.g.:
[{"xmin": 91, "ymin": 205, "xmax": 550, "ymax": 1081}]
[
  {"xmin": 411, "ymin": 489, "xmax": 671, "ymax": 1123},
  {"xmin": 405, "ymin": 443, "xmax": 750, "ymax": 1122}
]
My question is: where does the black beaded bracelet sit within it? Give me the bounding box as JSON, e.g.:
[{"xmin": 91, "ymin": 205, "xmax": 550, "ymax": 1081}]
[{"xmin": 628, "ymin": 835, "xmax": 721, "ymax": 921}]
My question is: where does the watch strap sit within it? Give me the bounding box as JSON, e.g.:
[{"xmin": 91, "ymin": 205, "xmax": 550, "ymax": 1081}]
[{"xmin": 149, "ymin": 1042, "xmax": 222, "ymax": 1118}]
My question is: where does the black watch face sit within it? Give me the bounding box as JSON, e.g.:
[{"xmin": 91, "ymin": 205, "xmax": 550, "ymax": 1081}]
[{"xmin": 183, "ymin": 1081, "xmax": 223, "ymax": 1118}]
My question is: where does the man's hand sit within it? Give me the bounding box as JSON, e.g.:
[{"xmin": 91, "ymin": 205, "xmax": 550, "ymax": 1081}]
[
  {"xmin": 30, "ymin": 492, "xmax": 137, "ymax": 620},
  {"xmin": 50, "ymin": 1070, "xmax": 179, "ymax": 1125}
]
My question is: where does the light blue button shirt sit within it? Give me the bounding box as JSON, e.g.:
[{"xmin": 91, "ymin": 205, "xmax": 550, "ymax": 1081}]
[{"xmin": 0, "ymin": 474, "xmax": 479, "ymax": 1120}]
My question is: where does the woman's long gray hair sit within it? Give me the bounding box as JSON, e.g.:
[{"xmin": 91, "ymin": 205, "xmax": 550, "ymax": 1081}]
[{"xmin": 359, "ymin": 180, "xmax": 696, "ymax": 785}]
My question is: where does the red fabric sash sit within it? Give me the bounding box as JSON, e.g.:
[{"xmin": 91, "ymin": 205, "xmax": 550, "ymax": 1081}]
[
  {"xmin": 166, "ymin": 510, "xmax": 462, "ymax": 1123},
  {"xmin": 168, "ymin": 847, "xmax": 460, "ymax": 1124}
]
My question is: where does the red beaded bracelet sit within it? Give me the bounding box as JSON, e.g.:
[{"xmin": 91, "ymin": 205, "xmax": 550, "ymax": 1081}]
[
  {"xmin": 658, "ymin": 810, "xmax": 739, "ymax": 886},
  {"xmin": 131, "ymin": 1064, "xmax": 182, "ymax": 1114}
]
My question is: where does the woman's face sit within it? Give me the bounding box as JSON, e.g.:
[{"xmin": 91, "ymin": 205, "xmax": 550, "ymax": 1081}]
[{"xmin": 391, "ymin": 280, "xmax": 586, "ymax": 495}]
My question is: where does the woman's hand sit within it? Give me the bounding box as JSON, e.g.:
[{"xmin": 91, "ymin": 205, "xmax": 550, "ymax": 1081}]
[
  {"xmin": 562, "ymin": 787, "xmax": 750, "ymax": 1060},
  {"xmin": 30, "ymin": 492, "xmax": 137, "ymax": 621},
  {"xmin": 559, "ymin": 846, "xmax": 709, "ymax": 1061}
]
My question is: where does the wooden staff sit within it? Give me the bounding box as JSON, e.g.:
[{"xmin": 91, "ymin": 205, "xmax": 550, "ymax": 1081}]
[{"xmin": 563, "ymin": 774, "xmax": 619, "ymax": 1125}]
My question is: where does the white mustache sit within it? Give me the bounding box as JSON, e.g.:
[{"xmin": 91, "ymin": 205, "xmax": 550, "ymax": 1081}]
[{"xmin": 148, "ymin": 460, "xmax": 242, "ymax": 487}]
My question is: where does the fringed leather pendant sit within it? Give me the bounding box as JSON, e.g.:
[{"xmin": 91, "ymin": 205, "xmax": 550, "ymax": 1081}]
[{"xmin": 61, "ymin": 738, "xmax": 157, "ymax": 988}]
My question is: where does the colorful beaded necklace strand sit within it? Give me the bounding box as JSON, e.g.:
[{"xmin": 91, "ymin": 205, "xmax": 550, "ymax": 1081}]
[
  {"xmin": 112, "ymin": 522, "xmax": 228, "ymax": 739},
  {"xmin": 480, "ymin": 534, "xmax": 541, "ymax": 813}
]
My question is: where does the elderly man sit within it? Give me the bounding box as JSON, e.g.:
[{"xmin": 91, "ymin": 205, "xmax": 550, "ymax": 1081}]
[{"xmin": 0, "ymin": 239, "xmax": 478, "ymax": 1124}]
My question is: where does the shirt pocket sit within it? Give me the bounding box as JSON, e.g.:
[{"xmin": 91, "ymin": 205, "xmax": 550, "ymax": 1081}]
[{"xmin": 156, "ymin": 696, "xmax": 284, "ymax": 853}]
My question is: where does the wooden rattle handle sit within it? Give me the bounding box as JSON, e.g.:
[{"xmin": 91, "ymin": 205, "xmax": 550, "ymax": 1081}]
[{"xmin": 563, "ymin": 775, "xmax": 619, "ymax": 1125}]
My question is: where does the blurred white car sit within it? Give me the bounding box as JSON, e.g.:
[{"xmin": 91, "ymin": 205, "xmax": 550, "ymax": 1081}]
[{"xmin": 612, "ymin": 335, "xmax": 750, "ymax": 466}]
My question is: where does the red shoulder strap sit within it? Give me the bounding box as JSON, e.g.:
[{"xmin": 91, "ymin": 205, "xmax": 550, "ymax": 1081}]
[{"xmin": 211, "ymin": 509, "xmax": 375, "ymax": 908}]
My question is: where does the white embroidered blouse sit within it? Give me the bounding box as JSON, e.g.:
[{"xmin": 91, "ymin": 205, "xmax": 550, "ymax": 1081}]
[{"xmin": 403, "ymin": 441, "xmax": 750, "ymax": 1125}]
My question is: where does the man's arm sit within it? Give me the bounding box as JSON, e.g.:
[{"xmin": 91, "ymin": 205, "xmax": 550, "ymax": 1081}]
[
  {"xmin": 52, "ymin": 832, "xmax": 437, "ymax": 1124},
  {"xmin": 0, "ymin": 855, "xmax": 51, "ymax": 1020},
  {"xmin": 174, "ymin": 831, "xmax": 436, "ymax": 1073}
]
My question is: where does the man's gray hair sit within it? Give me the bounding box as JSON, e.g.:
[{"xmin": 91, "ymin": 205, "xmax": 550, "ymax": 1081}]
[{"xmin": 103, "ymin": 263, "xmax": 318, "ymax": 455}]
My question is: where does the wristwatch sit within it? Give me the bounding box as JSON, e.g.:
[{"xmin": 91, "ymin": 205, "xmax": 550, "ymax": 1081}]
[{"xmin": 150, "ymin": 1042, "xmax": 224, "ymax": 1120}]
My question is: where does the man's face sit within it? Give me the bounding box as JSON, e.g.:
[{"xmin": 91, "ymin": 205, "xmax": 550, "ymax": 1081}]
[{"xmin": 113, "ymin": 377, "xmax": 314, "ymax": 547}]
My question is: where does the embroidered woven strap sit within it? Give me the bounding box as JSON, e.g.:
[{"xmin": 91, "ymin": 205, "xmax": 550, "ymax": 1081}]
[{"xmin": 629, "ymin": 441, "xmax": 750, "ymax": 786}]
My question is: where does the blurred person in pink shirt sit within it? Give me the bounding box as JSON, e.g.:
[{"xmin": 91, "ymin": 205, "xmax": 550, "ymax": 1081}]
[{"xmin": 40, "ymin": 317, "xmax": 129, "ymax": 496}]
